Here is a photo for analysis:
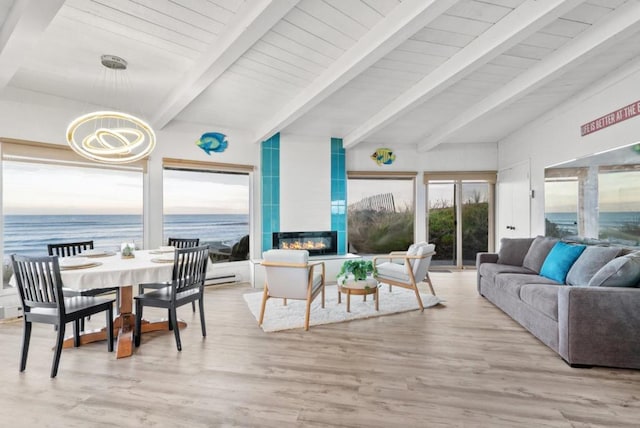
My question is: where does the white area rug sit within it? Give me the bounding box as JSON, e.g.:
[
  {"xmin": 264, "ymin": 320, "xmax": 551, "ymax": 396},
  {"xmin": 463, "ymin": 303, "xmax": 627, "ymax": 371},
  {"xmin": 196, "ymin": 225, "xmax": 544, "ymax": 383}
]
[{"xmin": 243, "ymin": 285, "xmax": 442, "ymax": 332}]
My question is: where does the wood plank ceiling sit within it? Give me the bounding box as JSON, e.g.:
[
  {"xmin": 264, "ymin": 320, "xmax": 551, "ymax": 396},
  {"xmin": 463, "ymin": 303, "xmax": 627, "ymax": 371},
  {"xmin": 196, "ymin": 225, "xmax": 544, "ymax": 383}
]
[{"xmin": 1, "ymin": 0, "xmax": 640, "ymax": 152}]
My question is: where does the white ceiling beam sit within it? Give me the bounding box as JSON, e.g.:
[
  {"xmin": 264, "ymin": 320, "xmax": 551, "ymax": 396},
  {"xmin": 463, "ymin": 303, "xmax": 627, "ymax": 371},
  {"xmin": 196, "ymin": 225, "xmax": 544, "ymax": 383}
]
[
  {"xmin": 418, "ymin": 0, "xmax": 640, "ymax": 152},
  {"xmin": 0, "ymin": 0, "xmax": 65, "ymax": 90},
  {"xmin": 252, "ymin": 0, "xmax": 460, "ymax": 145},
  {"xmin": 343, "ymin": 0, "xmax": 584, "ymax": 150},
  {"xmin": 151, "ymin": 0, "xmax": 299, "ymax": 129}
]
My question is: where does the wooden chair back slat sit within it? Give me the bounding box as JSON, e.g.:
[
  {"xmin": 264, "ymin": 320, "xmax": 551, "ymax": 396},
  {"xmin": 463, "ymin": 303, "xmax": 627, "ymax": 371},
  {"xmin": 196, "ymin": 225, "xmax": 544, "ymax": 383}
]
[
  {"xmin": 171, "ymin": 245, "xmax": 209, "ymax": 297},
  {"xmin": 11, "ymin": 255, "xmax": 63, "ymax": 311},
  {"xmin": 47, "ymin": 241, "xmax": 94, "ymax": 257},
  {"xmin": 167, "ymin": 238, "xmax": 200, "ymax": 249}
]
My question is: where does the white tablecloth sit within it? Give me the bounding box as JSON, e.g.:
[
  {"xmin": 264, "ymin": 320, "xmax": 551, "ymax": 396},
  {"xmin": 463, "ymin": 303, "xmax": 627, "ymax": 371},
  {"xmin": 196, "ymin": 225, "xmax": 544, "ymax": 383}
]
[{"xmin": 58, "ymin": 250, "xmax": 174, "ymax": 290}]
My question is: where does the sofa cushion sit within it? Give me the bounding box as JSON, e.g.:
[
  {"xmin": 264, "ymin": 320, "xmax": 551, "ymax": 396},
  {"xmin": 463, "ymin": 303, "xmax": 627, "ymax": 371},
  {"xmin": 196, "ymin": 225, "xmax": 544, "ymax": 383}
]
[
  {"xmin": 492, "ymin": 274, "xmax": 528, "ymax": 299},
  {"xmin": 497, "ymin": 237, "xmax": 534, "ymax": 266},
  {"xmin": 566, "ymin": 246, "xmax": 622, "ymax": 286},
  {"xmin": 495, "ymin": 273, "xmax": 560, "ymax": 287},
  {"xmin": 522, "ymin": 236, "xmax": 558, "ymax": 273},
  {"xmin": 479, "ymin": 263, "xmax": 534, "ymax": 283},
  {"xmin": 494, "ymin": 273, "xmax": 559, "ymax": 300},
  {"xmin": 588, "ymin": 253, "xmax": 640, "ymax": 287},
  {"xmin": 540, "ymin": 242, "xmax": 586, "ymax": 283},
  {"xmin": 520, "ymin": 284, "xmax": 561, "ymax": 321}
]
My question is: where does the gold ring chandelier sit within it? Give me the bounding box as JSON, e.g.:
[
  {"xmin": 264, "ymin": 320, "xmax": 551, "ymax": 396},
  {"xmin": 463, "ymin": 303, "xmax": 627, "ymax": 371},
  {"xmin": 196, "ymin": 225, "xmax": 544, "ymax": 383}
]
[{"xmin": 66, "ymin": 55, "xmax": 156, "ymax": 164}]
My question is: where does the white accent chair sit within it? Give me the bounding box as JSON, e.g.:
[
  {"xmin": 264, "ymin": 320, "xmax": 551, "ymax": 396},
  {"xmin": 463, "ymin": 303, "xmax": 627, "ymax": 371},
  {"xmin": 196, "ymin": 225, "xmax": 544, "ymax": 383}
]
[
  {"xmin": 259, "ymin": 249, "xmax": 326, "ymax": 331},
  {"xmin": 373, "ymin": 242, "xmax": 436, "ymax": 311}
]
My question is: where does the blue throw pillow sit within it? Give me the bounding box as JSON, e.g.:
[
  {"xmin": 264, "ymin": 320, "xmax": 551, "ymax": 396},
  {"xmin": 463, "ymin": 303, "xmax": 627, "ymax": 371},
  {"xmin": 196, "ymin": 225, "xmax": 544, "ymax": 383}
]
[{"xmin": 540, "ymin": 242, "xmax": 586, "ymax": 283}]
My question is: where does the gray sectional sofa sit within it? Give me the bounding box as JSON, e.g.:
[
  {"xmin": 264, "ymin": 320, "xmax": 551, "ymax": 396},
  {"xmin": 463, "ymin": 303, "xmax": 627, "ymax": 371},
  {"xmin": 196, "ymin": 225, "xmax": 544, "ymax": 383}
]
[{"xmin": 476, "ymin": 236, "xmax": 640, "ymax": 369}]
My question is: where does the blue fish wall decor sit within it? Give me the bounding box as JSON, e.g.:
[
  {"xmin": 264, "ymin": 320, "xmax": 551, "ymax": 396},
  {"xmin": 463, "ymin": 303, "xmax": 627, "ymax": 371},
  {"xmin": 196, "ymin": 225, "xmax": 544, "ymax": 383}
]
[
  {"xmin": 371, "ymin": 148, "xmax": 396, "ymax": 166},
  {"xmin": 196, "ymin": 132, "xmax": 228, "ymax": 155}
]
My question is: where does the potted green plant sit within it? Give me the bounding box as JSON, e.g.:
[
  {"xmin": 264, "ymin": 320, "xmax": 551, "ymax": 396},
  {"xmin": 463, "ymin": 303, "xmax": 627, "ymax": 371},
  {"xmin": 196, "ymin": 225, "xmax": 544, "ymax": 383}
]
[{"xmin": 337, "ymin": 259, "xmax": 376, "ymax": 286}]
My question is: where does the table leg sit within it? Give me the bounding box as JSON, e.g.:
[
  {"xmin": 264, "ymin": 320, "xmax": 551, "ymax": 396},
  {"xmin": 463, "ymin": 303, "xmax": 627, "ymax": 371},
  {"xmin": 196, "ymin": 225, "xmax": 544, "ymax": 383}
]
[{"xmin": 114, "ymin": 286, "xmax": 133, "ymax": 358}]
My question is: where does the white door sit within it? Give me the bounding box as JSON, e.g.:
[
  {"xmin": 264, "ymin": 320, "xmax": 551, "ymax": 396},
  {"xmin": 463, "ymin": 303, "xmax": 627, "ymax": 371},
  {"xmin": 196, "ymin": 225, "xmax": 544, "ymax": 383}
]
[{"xmin": 497, "ymin": 161, "xmax": 530, "ymax": 241}]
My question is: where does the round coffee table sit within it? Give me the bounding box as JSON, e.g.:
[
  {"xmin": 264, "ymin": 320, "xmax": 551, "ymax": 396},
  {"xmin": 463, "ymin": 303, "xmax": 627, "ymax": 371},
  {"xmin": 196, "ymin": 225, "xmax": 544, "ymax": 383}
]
[{"xmin": 337, "ymin": 277, "xmax": 379, "ymax": 312}]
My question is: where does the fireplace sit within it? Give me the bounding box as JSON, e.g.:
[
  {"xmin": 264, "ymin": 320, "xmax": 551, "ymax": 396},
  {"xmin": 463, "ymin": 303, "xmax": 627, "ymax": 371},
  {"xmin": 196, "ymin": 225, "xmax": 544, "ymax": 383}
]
[{"xmin": 272, "ymin": 231, "xmax": 338, "ymax": 256}]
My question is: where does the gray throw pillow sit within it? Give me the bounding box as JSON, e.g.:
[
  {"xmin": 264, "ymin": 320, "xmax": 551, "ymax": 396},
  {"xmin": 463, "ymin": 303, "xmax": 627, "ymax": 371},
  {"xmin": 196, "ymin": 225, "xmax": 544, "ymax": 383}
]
[
  {"xmin": 566, "ymin": 246, "xmax": 622, "ymax": 286},
  {"xmin": 497, "ymin": 237, "xmax": 534, "ymax": 266},
  {"xmin": 522, "ymin": 236, "xmax": 558, "ymax": 273},
  {"xmin": 588, "ymin": 253, "xmax": 640, "ymax": 287}
]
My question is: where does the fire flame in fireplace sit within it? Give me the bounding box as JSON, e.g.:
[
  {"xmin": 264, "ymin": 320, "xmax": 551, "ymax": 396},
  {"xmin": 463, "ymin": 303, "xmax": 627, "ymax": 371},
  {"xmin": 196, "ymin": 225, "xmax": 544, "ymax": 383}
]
[{"xmin": 281, "ymin": 240, "xmax": 327, "ymax": 250}]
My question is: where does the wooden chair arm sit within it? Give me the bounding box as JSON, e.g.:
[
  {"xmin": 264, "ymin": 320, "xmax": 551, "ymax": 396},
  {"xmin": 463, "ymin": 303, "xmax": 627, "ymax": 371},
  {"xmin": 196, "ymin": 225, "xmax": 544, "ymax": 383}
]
[
  {"xmin": 308, "ymin": 261, "xmax": 326, "ymax": 281},
  {"xmin": 373, "ymin": 254, "xmax": 406, "ymax": 265},
  {"xmin": 405, "ymin": 251, "xmax": 436, "ymax": 259},
  {"xmin": 373, "ymin": 251, "xmax": 436, "ymax": 265},
  {"xmin": 307, "ymin": 261, "xmax": 325, "ymax": 268},
  {"xmin": 261, "ymin": 261, "xmax": 309, "ymax": 268}
]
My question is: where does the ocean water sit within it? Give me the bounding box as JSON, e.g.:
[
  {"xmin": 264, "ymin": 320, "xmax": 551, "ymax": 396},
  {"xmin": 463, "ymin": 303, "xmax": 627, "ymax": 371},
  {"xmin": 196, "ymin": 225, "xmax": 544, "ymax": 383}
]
[
  {"xmin": 3, "ymin": 214, "xmax": 249, "ymax": 260},
  {"xmin": 546, "ymin": 211, "xmax": 640, "ymax": 242}
]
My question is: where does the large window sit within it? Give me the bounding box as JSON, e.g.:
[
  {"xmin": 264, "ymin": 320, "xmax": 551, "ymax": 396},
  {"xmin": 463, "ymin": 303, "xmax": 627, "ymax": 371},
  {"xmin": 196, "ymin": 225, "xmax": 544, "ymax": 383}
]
[
  {"xmin": 545, "ymin": 143, "xmax": 640, "ymax": 248},
  {"xmin": 347, "ymin": 173, "xmax": 415, "ymax": 254},
  {"xmin": 2, "ymin": 140, "xmax": 143, "ymax": 289},
  {"xmin": 162, "ymin": 159, "xmax": 252, "ymax": 263}
]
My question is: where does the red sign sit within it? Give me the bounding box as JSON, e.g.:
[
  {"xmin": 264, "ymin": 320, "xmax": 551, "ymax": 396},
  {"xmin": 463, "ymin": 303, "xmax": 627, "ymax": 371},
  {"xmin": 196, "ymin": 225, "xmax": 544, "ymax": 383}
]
[{"xmin": 581, "ymin": 100, "xmax": 640, "ymax": 136}]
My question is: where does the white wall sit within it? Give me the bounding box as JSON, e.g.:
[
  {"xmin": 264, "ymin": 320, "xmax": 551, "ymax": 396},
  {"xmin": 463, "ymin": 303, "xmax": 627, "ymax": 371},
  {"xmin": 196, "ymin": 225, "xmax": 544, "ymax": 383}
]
[
  {"xmin": 419, "ymin": 142, "xmax": 498, "ymax": 171},
  {"xmin": 347, "ymin": 142, "xmax": 420, "ymax": 171},
  {"xmin": 279, "ymin": 133, "xmax": 331, "ymax": 231},
  {"xmin": 345, "ymin": 141, "xmax": 497, "ymax": 174},
  {"xmin": 499, "ymin": 58, "xmax": 640, "ymax": 236}
]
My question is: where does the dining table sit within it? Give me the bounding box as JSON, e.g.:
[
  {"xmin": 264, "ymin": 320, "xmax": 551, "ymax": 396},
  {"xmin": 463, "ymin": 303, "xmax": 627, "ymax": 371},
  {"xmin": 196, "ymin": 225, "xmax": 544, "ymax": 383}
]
[{"xmin": 56, "ymin": 249, "xmax": 178, "ymax": 358}]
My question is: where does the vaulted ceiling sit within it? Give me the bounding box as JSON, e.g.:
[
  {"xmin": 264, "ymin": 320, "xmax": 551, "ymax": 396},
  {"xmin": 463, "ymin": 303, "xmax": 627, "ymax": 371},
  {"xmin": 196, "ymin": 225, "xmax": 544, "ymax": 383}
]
[{"xmin": 1, "ymin": 0, "xmax": 640, "ymax": 152}]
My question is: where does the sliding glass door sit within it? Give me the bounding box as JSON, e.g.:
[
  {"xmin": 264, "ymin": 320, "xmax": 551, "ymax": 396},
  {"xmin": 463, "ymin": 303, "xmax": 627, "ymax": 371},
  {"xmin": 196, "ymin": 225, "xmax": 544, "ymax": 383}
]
[{"xmin": 425, "ymin": 172, "xmax": 495, "ymax": 268}]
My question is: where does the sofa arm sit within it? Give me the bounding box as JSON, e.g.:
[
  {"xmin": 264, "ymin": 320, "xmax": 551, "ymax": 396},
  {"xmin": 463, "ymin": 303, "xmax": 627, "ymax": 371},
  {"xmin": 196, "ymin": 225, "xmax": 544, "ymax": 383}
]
[
  {"xmin": 476, "ymin": 252, "xmax": 498, "ymax": 292},
  {"xmin": 558, "ymin": 286, "xmax": 640, "ymax": 369},
  {"xmin": 476, "ymin": 252, "xmax": 498, "ymax": 268}
]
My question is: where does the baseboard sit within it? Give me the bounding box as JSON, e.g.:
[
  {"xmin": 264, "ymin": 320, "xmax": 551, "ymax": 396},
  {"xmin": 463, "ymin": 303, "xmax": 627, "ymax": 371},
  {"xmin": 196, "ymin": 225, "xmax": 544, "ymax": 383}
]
[
  {"xmin": 205, "ymin": 273, "xmax": 239, "ymax": 286},
  {"xmin": 0, "ymin": 305, "xmax": 23, "ymax": 320}
]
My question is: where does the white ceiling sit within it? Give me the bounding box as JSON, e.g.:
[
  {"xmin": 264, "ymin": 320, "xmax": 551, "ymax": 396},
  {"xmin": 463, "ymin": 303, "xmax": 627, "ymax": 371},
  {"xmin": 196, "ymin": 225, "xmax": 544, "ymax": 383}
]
[{"xmin": 2, "ymin": 0, "xmax": 640, "ymax": 152}]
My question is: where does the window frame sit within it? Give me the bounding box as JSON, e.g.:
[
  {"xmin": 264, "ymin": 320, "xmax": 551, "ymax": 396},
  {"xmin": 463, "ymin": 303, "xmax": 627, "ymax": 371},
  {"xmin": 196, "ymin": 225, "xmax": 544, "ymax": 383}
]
[
  {"xmin": 346, "ymin": 170, "xmax": 418, "ymax": 253},
  {"xmin": 161, "ymin": 157, "xmax": 254, "ymax": 262}
]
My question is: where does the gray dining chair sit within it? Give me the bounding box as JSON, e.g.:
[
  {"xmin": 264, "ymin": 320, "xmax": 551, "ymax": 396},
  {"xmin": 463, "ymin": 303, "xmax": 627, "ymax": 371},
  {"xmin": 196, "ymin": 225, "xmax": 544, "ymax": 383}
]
[
  {"xmin": 47, "ymin": 240, "xmax": 119, "ymax": 329},
  {"xmin": 146, "ymin": 237, "xmax": 202, "ymax": 312},
  {"xmin": 135, "ymin": 245, "xmax": 209, "ymax": 351},
  {"xmin": 11, "ymin": 254, "xmax": 115, "ymax": 378}
]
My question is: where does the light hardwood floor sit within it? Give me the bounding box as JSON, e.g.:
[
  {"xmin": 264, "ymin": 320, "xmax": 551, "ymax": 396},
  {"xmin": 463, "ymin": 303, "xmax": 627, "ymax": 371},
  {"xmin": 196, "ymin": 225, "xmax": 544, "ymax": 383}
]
[{"xmin": 0, "ymin": 271, "xmax": 639, "ymax": 427}]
